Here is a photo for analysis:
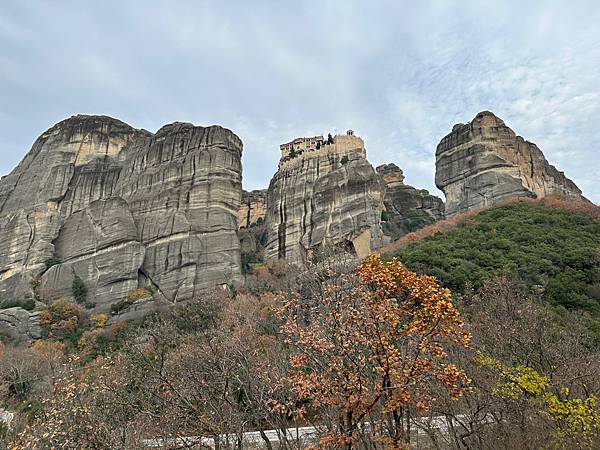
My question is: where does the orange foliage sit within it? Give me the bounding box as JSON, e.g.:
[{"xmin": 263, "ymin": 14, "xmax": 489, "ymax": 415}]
[
  {"xmin": 38, "ymin": 310, "xmax": 53, "ymax": 326},
  {"xmin": 127, "ymin": 288, "xmax": 152, "ymax": 301},
  {"xmin": 41, "ymin": 300, "xmax": 82, "ymax": 340},
  {"xmin": 31, "ymin": 339, "xmax": 65, "ymax": 356},
  {"xmin": 280, "ymin": 255, "xmax": 471, "ymax": 448},
  {"xmin": 91, "ymin": 313, "xmax": 109, "ymax": 329},
  {"xmin": 534, "ymin": 195, "xmax": 600, "ymax": 222}
]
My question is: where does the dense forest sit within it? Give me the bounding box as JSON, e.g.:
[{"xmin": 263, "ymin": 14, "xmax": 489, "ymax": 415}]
[{"xmin": 387, "ymin": 198, "xmax": 600, "ymax": 340}]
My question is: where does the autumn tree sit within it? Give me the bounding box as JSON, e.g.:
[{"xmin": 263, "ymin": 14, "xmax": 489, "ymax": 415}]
[
  {"xmin": 428, "ymin": 277, "xmax": 600, "ymax": 449},
  {"xmin": 11, "ymin": 289, "xmax": 296, "ymax": 449},
  {"xmin": 280, "ymin": 254, "xmax": 471, "ymax": 449}
]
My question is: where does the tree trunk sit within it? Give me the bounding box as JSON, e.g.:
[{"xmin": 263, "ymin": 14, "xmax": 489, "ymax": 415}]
[
  {"xmin": 346, "ymin": 411, "xmax": 354, "ymax": 450},
  {"xmin": 259, "ymin": 428, "xmax": 274, "ymax": 450}
]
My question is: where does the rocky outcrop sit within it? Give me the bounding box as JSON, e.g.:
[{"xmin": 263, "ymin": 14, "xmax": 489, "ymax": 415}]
[
  {"xmin": 238, "ymin": 189, "xmax": 267, "ymax": 228},
  {"xmin": 264, "ymin": 133, "xmax": 384, "ymax": 266},
  {"xmin": 436, "ymin": 111, "xmax": 583, "ymax": 216},
  {"xmin": 0, "ymin": 307, "xmax": 41, "ymax": 343},
  {"xmin": 238, "ymin": 191, "xmax": 268, "ymax": 272},
  {"xmin": 377, "ymin": 164, "xmax": 444, "ymax": 241},
  {"xmin": 0, "ymin": 115, "xmax": 243, "ymax": 313}
]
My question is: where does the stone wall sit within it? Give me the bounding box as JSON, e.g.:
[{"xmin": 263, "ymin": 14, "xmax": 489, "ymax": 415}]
[{"xmin": 278, "ymin": 133, "xmax": 366, "ymax": 170}]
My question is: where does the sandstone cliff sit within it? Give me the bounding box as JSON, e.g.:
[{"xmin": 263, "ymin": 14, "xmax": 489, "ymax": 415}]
[
  {"xmin": 377, "ymin": 164, "xmax": 444, "ymax": 241},
  {"xmin": 264, "ymin": 134, "xmax": 384, "ymax": 266},
  {"xmin": 0, "ymin": 116, "xmax": 243, "ymax": 314},
  {"xmin": 238, "ymin": 189, "xmax": 267, "ymax": 228},
  {"xmin": 436, "ymin": 111, "xmax": 583, "ymax": 216}
]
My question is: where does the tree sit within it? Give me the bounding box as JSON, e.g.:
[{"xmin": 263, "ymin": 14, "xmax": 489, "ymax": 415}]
[
  {"xmin": 279, "ymin": 254, "xmax": 471, "ymax": 449},
  {"xmin": 428, "ymin": 277, "xmax": 600, "ymax": 449},
  {"xmin": 327, "ymin": 133, "xmax": 334, "ymax": 145},
  {"xmin": 476, "ymin": 354, "xmax": 600, "ymax": 448},
  {"xmin": 11, "ymin": 290, "xmax": 296, "ymax": 449},
  {"xmin": 72, "ymin": 275, "xmax": 88, "ymax": 306}
]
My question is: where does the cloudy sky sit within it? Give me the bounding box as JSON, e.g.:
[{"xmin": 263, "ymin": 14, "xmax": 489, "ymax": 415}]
[{"xmin": 1, "ymin": 1, "xmax": 599, "ymax": 202}]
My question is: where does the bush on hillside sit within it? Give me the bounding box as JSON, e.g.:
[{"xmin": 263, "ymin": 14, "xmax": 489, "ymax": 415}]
[
  {"xmin": 389, "ymin": 201, "xmax": 600, "ymax": 316},
  {"xmin": 39, "ymin": 301, "xmax": 83, "ymax": 346},
  {"xmin": 72, "ymin": 275, "xmax": 88, "ymax": 306},
  {"xmin": 0, "ymin": 298, "xmax": 36, "ymax": 311},
  {"xmin": 44, "ymin": 257, "xmax": 61, "ymax": 270}
]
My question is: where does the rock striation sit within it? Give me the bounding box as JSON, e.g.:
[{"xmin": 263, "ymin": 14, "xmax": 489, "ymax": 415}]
[
  {"xmin": 377, "ymin": 164, "xmax": 444, "ymax": 241},
  {"xmin": 0, "ymin": 307, "xmax": 41, "ymax": 343},
  {"xmin": 0, "ymin": 115, "xmax": 243, "ymax": 313},
  {"xmin": 264, "ymin": 132, "xmax": 385, "ymax": 266},
  {"xmin": 436, "ymin": 111, "xmax": 583, "ymax": 216},
  {"xmin": 238, "ymin": 189, "xmax": 267, "ymax": 228}
]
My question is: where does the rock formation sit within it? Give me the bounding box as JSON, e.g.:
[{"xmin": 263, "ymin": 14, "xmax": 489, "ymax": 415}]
[
  {"xmin": 377, "ymin": 164, "xmax": 444, "ymax": 241},
  {"xmin": 0, "ymin": 307, "xmax": 41, "ymax": 343},
  {"xmin": 436, "ymin": 111, "xmax": 583, "ymax": 216},
  {"xmin": 238, "ymin": 189, "xmax": 267, "ymax": 228},
  {"xmin": 264, "ymin": 132, "xmax": 384, "ymax": 266},
  {"xmin": 237, "ymin": 190, "xmax": 268, "ymax": 272},
  {"xmin": 0, "ymin": 115, "xmax": 243, "ymax": 314}
]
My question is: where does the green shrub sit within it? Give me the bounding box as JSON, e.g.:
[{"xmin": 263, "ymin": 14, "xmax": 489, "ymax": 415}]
[
  {"xmin": 110, "ymin": 299, "xmax": 134, "ymax": 316},
  {"xmin": 18, "ymin": 399, "xmax": 42, "ymax": 424},
  {"xmin": 0, "ymin": 298, "xmax": 36, "ymax": 311},
  {"xmin": 381, "ymin": 210, "xmax": 390, "ymax": 222},
  {"xmin": 44, "ymin": 257, "xmax": 61, "ymax": 270},
  {"xmin": 72, "ymin": 275, "xmax": 88, "ymax": 305},
  {"xmin": 341, "ymin": 155, "xmax": 349, "ymax": 165}
]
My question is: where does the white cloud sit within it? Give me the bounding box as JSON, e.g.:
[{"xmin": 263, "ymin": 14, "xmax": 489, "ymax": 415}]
[{"xmin": 0, "ymin": 0, "xmax": 598, "ymax": 201}]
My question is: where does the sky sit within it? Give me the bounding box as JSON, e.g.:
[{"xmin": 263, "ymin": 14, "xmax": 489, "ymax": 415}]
[{"xmin": 1, "ymin": 1, "xmax": 599, "ymax": 202}]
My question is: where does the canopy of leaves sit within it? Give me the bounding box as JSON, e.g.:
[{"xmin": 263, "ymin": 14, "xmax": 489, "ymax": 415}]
[
  {"xmin": 389, "ymin": 201, "xmax": 600, "ymax": 316},
  {"xmin": 280, "ymin": 255, "xmax": 470, "ymax": 448}
]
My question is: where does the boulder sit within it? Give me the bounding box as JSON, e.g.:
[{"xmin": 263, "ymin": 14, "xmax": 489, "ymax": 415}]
[{"xmin": 0, "ymin": 307, "xmax": 41, "ymax": 343}]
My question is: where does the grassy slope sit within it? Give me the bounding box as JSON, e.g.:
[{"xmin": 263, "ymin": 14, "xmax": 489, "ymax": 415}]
[{"xmin": 386, "ymin": 200, "xmax": 600, "ymax": 316}]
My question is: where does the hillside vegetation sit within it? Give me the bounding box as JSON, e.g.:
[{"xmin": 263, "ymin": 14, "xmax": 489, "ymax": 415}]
[
  {"xmin": 1, "ymin": 197, "xmax": 600, "ymax": 448},
  {"xmin": 387, "ymin": 198, "xmax": 600, "ymax": 317}
]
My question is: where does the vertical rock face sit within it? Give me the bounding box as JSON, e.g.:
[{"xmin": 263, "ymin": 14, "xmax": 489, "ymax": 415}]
[
  {"xmin": 376, "ymin": 164, "xmax": 444, "ymax": 241},
  {"xmin": 436, "ymin": 111, "xmax": 583, "ymax": 216},
  {"xmin": 264, "ymin": 133, "xmax": 384, "ymax": 266},
  {"xmin": 238, "ymin": 189, "xmax": 267, "ymax": 228},
  {"xmin": 0, "ymin": 115, "xmax": 243, "ymax": 312}
]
